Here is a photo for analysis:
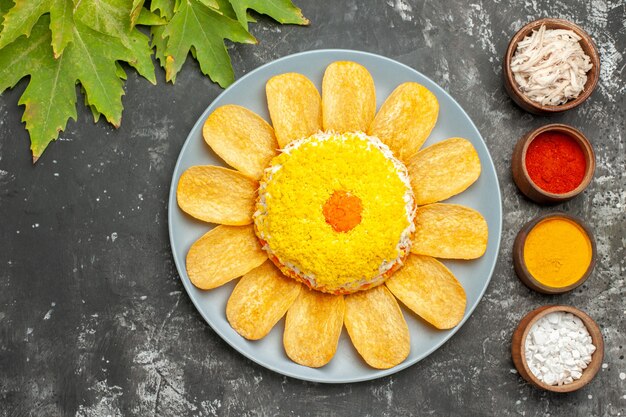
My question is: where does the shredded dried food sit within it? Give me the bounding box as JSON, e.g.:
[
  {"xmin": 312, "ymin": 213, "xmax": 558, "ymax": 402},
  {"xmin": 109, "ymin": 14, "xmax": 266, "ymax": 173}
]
[{"xmin": 511, "ymin": 25, "xmax": 593, "ymax": 106}]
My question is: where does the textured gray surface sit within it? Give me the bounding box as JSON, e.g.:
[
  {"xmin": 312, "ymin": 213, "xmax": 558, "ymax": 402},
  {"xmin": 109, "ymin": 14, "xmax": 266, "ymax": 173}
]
[{"xmin": 0, "ymin": 0, "xmax": 624, "ymax": 416}]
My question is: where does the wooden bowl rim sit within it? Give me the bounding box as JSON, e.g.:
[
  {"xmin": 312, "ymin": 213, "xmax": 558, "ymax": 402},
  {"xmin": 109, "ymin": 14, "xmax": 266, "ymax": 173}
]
[
  {"xmin": 513, "ymin": 305, "xmax": 604, "ymax": 393},
  {"xmin": 514, "ymin": 212, "xmax": 597, "ymax": 294},
  {"xmin": 504, "ymin": 18, "xmax": 600, "ymax": 113},
  {"xmin": 516, "ymin": 123, "xmax": 596, "ymax": 200}
]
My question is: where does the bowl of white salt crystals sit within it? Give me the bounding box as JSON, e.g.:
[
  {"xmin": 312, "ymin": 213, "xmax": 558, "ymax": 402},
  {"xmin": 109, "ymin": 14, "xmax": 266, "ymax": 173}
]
[
  {"xmin": 512, "ymin": 305, "xmax": 604, "ymax": 393},
  {"xmin": 503, "ymin": 18, "xmax": 600, "ymax": 115}
]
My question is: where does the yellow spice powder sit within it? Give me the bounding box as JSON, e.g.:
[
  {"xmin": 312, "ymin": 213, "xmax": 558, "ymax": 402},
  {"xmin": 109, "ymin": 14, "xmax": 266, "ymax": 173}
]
[{"xmin": 523, "ymin": 217, "xmax": 592, "ymax": 288}]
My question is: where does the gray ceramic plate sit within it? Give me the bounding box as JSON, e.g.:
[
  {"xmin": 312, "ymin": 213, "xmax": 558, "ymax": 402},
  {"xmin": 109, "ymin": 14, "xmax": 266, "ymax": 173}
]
[{"xmin": 168, "ymin": 49, "xmax": 502, "ymax": 383}]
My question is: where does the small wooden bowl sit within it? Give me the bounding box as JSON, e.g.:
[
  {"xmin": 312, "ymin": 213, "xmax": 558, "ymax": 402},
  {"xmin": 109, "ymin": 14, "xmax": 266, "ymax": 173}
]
[
  {"xmin": 503, "ymin": 18, "xmax": 600, "ymax": 115},
  {"xmin": 513, "ymin": 212, "xmax": 597, "ymax": 294},
  {"xmin": 512, "ymin": 123, "xmax": 595, "ymax": 204},
  {"xmin": 512, "ymin": 305, "xmax": 604, "ymax": 393}
]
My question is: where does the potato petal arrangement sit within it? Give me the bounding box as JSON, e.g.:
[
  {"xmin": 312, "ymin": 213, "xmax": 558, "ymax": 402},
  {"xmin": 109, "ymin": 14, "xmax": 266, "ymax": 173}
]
[{"xmin": 177, "ymin": 61, "xmax": 488, "ymax": 369}]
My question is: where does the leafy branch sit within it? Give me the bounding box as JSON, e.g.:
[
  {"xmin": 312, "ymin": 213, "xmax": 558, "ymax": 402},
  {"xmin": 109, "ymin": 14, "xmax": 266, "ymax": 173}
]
[{"xmin": 0, "ymin": 0, "xmax": 308, "ymax": 162}]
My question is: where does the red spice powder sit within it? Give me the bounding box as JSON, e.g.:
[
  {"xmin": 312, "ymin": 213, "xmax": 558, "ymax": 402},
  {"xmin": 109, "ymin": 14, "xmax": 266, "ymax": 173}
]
[{"xmin": 525, "ymin": 131, "xmax": 586, "ymax": 194}]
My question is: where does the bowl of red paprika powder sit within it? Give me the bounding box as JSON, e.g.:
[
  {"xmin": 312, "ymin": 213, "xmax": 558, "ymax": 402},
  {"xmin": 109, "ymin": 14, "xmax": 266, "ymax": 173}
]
[{"xmin": 512, "ymin": 124, "xmax": 595, "ymax": 204}]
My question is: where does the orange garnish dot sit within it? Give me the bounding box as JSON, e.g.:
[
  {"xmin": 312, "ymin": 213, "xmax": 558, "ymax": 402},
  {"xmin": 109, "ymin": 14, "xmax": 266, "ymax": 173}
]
[{"xmin": 323, "ymin": 190, "xmax": 363, "ymax": 232}]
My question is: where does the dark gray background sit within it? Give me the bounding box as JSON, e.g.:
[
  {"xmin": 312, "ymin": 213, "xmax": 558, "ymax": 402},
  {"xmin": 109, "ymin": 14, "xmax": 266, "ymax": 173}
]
[{"xmin": 1, "ymin": 0, "xmax": 624, "ymax": 416}]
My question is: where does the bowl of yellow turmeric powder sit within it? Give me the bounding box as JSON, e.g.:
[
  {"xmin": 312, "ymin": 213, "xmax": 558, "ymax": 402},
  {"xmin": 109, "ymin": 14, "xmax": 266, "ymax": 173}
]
[{"xmin": 513, "ymin": 213, "xmax": 596, "ymax": 294}]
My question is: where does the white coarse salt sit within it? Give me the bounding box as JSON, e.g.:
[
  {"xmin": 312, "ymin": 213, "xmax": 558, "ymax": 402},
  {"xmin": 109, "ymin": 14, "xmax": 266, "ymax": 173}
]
[{"xmin": 525, "ymin": 311, "xmax": 596, "ymax": 386}]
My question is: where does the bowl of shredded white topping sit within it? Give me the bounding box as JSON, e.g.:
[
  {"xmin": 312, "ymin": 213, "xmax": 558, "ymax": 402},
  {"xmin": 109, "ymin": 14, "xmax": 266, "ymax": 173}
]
[{"xmin": 503, "ymin": 18, "xmax": 600, "ymax": 114}]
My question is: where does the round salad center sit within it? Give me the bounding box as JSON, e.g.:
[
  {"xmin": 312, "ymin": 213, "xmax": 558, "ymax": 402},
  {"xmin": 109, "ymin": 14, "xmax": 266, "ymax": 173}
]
[
  {"xmin": 322, "ymin": 190, "xmax": 363, "ymax": 232},
  {"xmin": 253, "ymin": 132, "xmax": 415, "ymax": 294}
]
